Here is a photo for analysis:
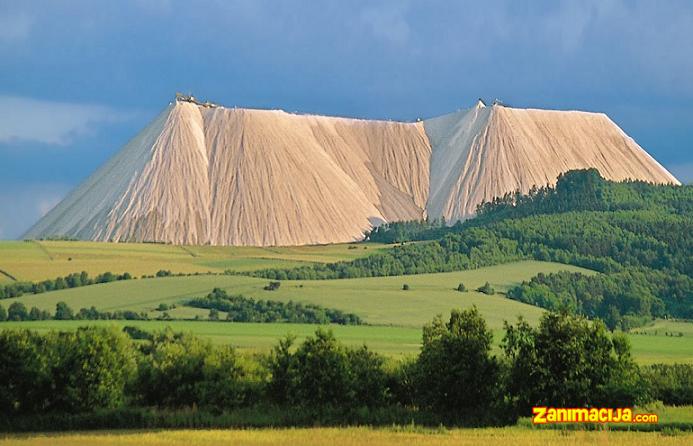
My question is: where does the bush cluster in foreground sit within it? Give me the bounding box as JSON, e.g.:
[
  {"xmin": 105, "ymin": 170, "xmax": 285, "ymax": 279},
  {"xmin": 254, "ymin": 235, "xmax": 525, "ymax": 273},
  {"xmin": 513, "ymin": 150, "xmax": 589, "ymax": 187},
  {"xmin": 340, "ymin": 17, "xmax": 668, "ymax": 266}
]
[{"xmin": 1, "ymin": 308, "xmax": 689, "ymax": 431}]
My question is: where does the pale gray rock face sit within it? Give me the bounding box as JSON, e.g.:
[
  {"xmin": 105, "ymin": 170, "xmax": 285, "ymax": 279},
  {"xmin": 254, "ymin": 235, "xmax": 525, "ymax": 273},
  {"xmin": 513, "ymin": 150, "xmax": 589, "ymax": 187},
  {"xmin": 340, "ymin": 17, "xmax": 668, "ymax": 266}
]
[{"xmin": 24, "ymin": 100, "xmax": 679, "ymax": 246}]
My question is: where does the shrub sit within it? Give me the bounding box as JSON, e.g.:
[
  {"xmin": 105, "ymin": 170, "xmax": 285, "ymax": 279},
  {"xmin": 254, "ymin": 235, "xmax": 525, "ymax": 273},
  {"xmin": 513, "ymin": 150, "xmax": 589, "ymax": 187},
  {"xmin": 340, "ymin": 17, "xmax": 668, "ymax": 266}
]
[
  {"xmin": 348, "ymin": 346, "xmax": 389, "ymax": 408},
  {"xmin": 476, "ymin": 282, "xmax": 495, "ymax": 295},
  {"xmin": 641, "ymin": 363, "xmax": 693, "ymax": 405},
  {"xmin": 402, "ymin": 284, "xmax": 410, "ymax": 291},
  {"xmin": 122, "ymin": 326, "xmax": 152, "ymax": 341},
  {"xmin": 456, "ymin": 283, "xmax": 466, "ymax": 292},
  {"xmin": 263, "ymin": 281, "xmax": 281, "ymax": 291}
]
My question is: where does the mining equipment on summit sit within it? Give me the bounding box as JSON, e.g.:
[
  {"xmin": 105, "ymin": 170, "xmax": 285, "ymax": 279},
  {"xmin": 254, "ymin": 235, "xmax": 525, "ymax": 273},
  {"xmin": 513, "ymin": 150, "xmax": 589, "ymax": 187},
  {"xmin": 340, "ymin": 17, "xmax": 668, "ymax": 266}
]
[{"xmin": 175, "ymin": 92, "xmax": 218, "ymax": 108}]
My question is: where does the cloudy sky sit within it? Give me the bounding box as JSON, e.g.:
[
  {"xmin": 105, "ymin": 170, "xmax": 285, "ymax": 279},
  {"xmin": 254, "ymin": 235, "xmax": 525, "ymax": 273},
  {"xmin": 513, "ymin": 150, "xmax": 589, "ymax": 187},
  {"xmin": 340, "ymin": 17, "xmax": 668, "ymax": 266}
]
[{"xmin": 1, "ymin": 0, "xmax": 692, "ymax": 238}]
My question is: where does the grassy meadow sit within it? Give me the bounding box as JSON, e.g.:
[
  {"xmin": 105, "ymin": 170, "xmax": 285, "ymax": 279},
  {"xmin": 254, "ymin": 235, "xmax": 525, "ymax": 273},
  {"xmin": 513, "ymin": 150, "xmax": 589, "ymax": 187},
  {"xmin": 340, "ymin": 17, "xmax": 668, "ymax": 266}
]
[
  {"xmin": 0, "ymin": 320, "xmax": 423, "ymax": 355},
  {"xmin": 0, "ymin": 240, "xmax": 391, "ymax": 282},
  {"xmin": 0, "ymin": 260, "xmax": 588, "ymax": 327},
  {"xmin": 0, "ymin": 426, "xmax": 690, "ymax": 446}
]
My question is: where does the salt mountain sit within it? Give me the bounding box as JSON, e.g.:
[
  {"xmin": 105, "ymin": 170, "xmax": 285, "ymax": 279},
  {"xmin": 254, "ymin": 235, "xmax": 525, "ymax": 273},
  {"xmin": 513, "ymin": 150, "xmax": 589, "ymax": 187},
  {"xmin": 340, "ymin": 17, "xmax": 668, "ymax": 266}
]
[{"xmin": 25, "ymin": 98, "xmax": 679, "ymax": 246}]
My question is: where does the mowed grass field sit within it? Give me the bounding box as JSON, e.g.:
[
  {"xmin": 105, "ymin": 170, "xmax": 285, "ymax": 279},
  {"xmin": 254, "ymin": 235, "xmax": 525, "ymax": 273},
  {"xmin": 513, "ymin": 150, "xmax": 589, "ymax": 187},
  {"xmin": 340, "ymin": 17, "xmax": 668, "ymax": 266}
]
[
  {"xmin": 0, "ymin": 240, "xmax": 391, "ymax": 282},
  {"xmin": 1, "ymin": 427, "xmax": 691, "ymax": 446}
]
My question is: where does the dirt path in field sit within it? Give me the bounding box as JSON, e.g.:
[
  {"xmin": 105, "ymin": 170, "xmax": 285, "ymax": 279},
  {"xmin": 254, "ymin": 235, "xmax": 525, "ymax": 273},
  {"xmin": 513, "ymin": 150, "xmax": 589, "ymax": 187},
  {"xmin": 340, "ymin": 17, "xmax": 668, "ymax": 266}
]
[{"xmin": 0, "ymin": 268, "xmax": 17, "ymax": 281}]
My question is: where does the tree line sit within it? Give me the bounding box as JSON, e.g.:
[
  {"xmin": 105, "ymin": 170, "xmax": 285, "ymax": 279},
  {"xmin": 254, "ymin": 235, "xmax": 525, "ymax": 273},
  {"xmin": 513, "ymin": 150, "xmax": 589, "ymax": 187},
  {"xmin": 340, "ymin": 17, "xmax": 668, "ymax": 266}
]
[
  {"xmin": 0, "ymin": 301, "xmax": 148, "ymax": 322},
  {"xmin": 0, "ymin": 271, "xmax": 133, "ymax": 299},
  {"xmin": 0, "ymin": 269, "xmax": 215, "ymax": 300},
  {"xmin": 0, "ymin": 290, "xmax": 363, "ymax": 324},
  {"xmin": 1, "ymin": 309, "xmax": 690, "ymax": 430},
  {"xmin": 187, "ymin": 288, "xmax": 362, "ymax": 325},
  {"xmin": 507, "ymin": 269, "xmax": 691, "ymax": 329}
]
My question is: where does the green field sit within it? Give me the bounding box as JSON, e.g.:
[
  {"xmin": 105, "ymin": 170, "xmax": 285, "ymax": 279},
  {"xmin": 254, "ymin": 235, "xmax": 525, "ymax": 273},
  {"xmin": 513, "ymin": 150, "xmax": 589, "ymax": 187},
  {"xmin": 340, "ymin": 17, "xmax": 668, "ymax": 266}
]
[
  {"xmin": 1, "ymin": 255, "xmax": 690, "ymax": 363},
  {"xmin": 2, "ymin": 319, "xmax": 689, "ymax": 363},
  {"xmin": 0, "ymin": 320, "xmax": 423, "ymax": 355},
  {"xmin": 0, "ymin": 426, "xmax": 690, "ymax": 446},
  {"xmin": 0, "ymin": 261, "xmax": 589, "ymax": 328},
  {"xmin": 0, "ymin": 240, "xmax": 391, "ymax": 282},
  {"xmin": 1, "ymin": 241, "xmax": 690, "ymax": 364}
]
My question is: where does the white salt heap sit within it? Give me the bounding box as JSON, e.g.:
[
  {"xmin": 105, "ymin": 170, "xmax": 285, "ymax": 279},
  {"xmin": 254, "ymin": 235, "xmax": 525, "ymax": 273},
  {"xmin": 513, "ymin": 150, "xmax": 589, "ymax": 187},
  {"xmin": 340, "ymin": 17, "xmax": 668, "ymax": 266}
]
[
  {"xmin": 24, "ymin": 99, "xmax": 680, "ymax": 246},
  {"xmin": 424, "ymin": 102, "xmax": 679, "ymax": 223}
]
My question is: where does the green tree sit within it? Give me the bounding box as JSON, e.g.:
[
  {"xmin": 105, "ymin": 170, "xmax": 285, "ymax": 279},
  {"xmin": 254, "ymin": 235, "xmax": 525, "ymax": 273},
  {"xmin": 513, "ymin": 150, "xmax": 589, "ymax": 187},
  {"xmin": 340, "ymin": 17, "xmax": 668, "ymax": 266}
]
[
  {"xmin": 600, "ymin": 332, "xmax": 648, "ymax": 406},
  {"xmin": 266, "ymin": 334, "xmax": 296, "ymax": 404},
  {"xmin": 267, "ymin": 329, "xmax": 387, "ymax": 408},
  {"xmin": 347, "ymin": 345, "xmax": 388, "ymax": 407},
  {"xmin": 46, "ymin": 327, "xmax": 137, "ymax": 412},
  {"xmin": 286, "ymin": 329, "xmax": 351, "ymax": 407},
  {"xmin": 197, "ymin": 345, "xmax": 262, "ymax": 409},
  {"xmin": 501, "ymin": 317, "xmax": 538, "ymax": 412},
  {"xmin": 503, "ymin": 311, "xmax": 643, "ymax": 414},
  {"xmin": 415, "ymin": 307, "xmax": 502, "ymax": 423},
  {"xmin": 456, "ymin": 283, "xmax": 466, "ymax": 292},
  {"xmin": 0, "ymin": 330, "xmax": 50, "ymax": 415},
  {"xmin": 8, "ymin": 302, "xmax": 28, "ymax": 321},
  {"xmin": 136, "ymin": 330, "xmax": 211, "ymax": 407},
  {"xmin": 55, "ymin": 301, "xmax": 74, "ymax": 320},
  {"xmin": 0, "ymin": 304, "xmax": 7, "ymax": 321},
  {"xmin": 28, "ymin": 306, "xmax": 41, "ymax": 321},
  {"xmin": 642, "ymin": 363, "xmax": 693, "ymax": 405}
]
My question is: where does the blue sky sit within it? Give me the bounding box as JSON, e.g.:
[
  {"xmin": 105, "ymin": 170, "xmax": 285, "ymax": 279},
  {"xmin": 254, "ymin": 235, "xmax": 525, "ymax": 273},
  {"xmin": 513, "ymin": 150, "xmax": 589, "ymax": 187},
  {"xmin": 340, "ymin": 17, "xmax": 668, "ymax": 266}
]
[{"xmin": 1, "ymin": 0, "xmax": 692, "ymax": 239}]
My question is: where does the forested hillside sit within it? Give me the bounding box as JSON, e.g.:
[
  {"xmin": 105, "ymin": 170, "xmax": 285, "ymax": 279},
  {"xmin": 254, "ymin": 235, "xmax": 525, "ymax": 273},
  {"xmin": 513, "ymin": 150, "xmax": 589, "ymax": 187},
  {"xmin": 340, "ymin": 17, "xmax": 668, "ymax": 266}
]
[{"xmin": 257, "ymin": 170, "xmax": 692, "ymax": 329}]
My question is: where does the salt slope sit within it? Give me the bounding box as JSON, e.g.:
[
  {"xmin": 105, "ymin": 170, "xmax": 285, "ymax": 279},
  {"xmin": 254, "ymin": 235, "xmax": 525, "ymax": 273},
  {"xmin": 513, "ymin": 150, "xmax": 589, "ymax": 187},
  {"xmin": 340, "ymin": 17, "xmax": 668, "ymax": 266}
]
[
  {"xmin": 25, "ymin": 102, "xmax": 431, "ymax": 246},
  {"xmin": 424, "ymin": 103, "xmax": 680, "ymax": 223},
  {"xmin": 23, "ymin": 105, "xmax": 174, "ymax": 240}
]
